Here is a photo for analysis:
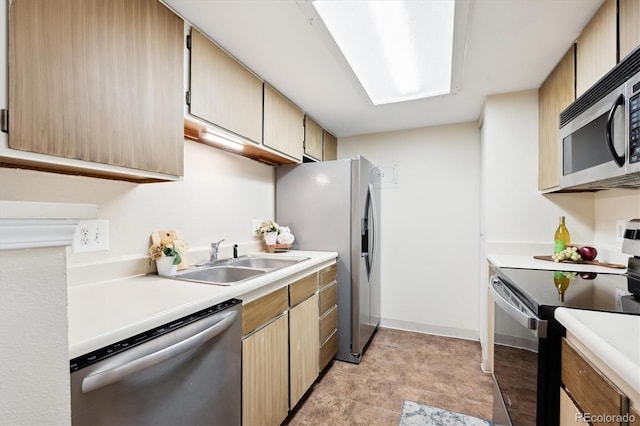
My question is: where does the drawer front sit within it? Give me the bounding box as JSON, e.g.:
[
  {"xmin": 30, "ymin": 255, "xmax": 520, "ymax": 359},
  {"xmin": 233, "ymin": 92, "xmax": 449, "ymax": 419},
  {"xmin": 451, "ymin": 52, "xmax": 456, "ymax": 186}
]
[
  {"xmin": 319, "ymin": 263, "xmax": 337, "ymax": 289},
  {"xmin": 319, "ymin": 281, "xmax": 337, "ymax": 316},
  {"xmin": 561, "ymin": 338, "xmax": 627, "ymax": 422},
  {"xmin": 290, "ymin": 273, "xmax": 318, "ymax": 307},
  {"xmin": 319, "ymin": 305, "xmax": 338, "ymax": 345},
  {"xmin": 242, "ymin": 287, "xmax": 288, "ymax": 336},
  {"xmin": 319, "ymin": 330, "xmax": 338, "ymax": 372}
]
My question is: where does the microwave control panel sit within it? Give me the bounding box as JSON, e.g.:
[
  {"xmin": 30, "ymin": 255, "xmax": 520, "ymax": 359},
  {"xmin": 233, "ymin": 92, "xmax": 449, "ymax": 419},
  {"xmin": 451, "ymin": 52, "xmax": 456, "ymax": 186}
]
[{"xmin": 631, "ymin": 92, "xmax": 640, "ymax": 164}]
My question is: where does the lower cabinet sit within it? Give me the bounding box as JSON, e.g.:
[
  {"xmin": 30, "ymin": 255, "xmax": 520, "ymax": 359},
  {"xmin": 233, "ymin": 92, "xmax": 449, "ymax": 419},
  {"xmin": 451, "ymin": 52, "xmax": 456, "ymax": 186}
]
[
  {"xmin": 241, "ymin": 261, "xmax": 337, "ymax": 425},
  {"xmin": 318, "ymin": 263, "xmax": 338, "ymax": 371},
  {"xmin": 560, "ymin": 338, "xmax": 638, "ymax": 426},
  {"xmin": 241, "ymin": 287, "xmax": 289, "ymax": 426},
  {"xmin": 289, "ymin": 293, "xmax": 319, "ymax": 408},
  {"xmin": 242, "ymin": 315, "xmax": 289, "ymax": 426},
  {"xmin": 559, "ymin": 387, "xmax": 587, "ymax": 425}
]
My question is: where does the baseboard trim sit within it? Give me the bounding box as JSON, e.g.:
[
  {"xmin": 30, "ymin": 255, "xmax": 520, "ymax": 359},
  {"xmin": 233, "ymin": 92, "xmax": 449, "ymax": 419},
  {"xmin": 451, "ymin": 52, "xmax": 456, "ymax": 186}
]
[{"xmin": 380, "ymin": 318, "xmax": 479, "ymax": 342}]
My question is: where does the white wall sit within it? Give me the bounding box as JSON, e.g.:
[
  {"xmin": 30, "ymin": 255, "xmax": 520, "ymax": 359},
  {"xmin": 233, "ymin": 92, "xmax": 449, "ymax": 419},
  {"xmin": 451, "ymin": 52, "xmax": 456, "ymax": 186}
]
[
  {"xmin": 0, "ymin": 140, "xmax": 275, "ymax": 279},
  {"xmin": 482, "ymin": 89, "xmax": 639, "ymax": 252},
  {"xmin": 594, "ymin": 189, "xmax": 640, "ymax": 253},
  {"xmin": 0, "ymin": 247, "xmax": 70, "ymax": 426},
  {"xmin": 482, "ymin": 90, "xmax": 595, "ymax": 245},
  {"xmin": 339, "ymin": 123, "xmax": 481, "ymax": 339}
]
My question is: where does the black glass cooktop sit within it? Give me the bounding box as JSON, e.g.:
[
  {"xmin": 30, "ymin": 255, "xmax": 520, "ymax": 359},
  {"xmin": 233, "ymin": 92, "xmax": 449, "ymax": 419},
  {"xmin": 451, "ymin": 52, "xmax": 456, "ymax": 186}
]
[{"xmin": 495, "ymin": 267, "xmax": 640, "ymax": 319}]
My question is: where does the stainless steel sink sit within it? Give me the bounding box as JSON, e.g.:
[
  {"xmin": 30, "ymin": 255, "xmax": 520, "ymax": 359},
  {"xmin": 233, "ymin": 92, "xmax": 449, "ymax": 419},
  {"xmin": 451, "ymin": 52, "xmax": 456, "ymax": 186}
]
[
  {"xmin": 172, "ymin": 266, "xmax": 265, "ymax": 286},
  {"xmin": 168, "ymin": 255, "xmax": 310, "ymax": 286},
  {"xmin": 231, "ymin": 255, "xmax": 308, "ymax": 270}
]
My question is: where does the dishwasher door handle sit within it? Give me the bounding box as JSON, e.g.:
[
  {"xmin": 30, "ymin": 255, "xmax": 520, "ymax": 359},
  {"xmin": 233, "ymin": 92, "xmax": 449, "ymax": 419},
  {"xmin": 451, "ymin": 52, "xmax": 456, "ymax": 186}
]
[
  {"xmin": 490, "ymin": 277, "xmax": 547, "ymax": 338},
  {"xmin": 82, "ymin": 310, "xmax": 237, "ymax": 393}
]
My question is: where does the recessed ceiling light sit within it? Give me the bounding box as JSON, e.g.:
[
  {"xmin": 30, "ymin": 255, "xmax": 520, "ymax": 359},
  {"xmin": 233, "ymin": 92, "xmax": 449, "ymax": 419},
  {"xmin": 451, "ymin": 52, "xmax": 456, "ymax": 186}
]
[{"xmin": 312, "ymin": 0, "xmax": 456, "ymax": 105}]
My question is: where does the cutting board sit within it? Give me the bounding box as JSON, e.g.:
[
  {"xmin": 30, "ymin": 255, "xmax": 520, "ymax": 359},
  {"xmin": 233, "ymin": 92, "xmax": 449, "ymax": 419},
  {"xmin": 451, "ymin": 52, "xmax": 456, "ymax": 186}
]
[
  {"xmin": 533, "ymin": 255, "xmax": 626, "ymax": 269},
  {"xmin": 150, "ymin": 230, "xmax": 189, "ymax": 271}
]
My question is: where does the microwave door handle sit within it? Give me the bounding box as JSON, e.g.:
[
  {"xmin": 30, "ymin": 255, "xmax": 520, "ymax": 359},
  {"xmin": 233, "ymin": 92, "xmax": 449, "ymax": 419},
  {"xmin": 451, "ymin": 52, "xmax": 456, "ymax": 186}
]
[{"xmin": 605, "ymin": 93, "xmax": 625, "ymax": 167}]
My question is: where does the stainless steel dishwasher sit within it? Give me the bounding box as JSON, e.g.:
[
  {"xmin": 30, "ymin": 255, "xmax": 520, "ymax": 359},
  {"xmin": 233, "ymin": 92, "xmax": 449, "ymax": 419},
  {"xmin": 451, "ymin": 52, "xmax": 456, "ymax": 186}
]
[{"xmin": 70, "ymin": 298, "xmax": 241, "ymax": 426}]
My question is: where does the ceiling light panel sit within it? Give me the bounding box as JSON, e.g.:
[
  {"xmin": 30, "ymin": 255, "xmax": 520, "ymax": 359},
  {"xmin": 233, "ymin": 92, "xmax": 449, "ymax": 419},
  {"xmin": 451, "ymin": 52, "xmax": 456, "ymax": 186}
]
[{"xmin": 313, "ymin": 0, "xmax": 455, "ymax": 105}]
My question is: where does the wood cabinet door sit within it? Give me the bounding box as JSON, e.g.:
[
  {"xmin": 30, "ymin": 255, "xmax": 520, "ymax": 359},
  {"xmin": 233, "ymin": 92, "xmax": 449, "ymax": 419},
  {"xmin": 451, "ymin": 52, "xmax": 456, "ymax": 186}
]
[
  {"xmin": 264, "ymin": 84, "xmax": 304, "ymax": 161},
  {"xmin": 538, "ymin": 46, "xmax": 574, "ymax": 190},
  {"xmin": 289, "ymin": 293, "xmax": 319, "ymax": 408},
  {"xmin": 8, "ymin": 0, "xmax": 184, "ymax": 176},
  {"xmin": 189, "ymin": 28, "xmax": 263, "ymax": 144},
  {"xmin": 304, "ymin": 116, "xmax": 323, "ymax": 160},
  {"xmin": 575, "ymin": 0, "xmax": 617, "ymax": 97},
  {"xmin": 559, "ymin": 387, "xmax": 587, "ymax": 425},
  {"xmin": 323, "ymin": 130, "xmax": 337, "ymax": 161},
  {"xmin": 619, "ymin": 0, "xmax": 640, "ymax": 60},
  {"xmin": 242, "ymin": 315, "xmax": 289, "ymax": 426}
]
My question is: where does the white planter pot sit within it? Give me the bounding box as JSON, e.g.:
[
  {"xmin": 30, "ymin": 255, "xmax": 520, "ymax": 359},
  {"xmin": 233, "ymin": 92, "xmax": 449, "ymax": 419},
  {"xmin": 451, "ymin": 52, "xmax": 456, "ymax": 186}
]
[
  {"xmin": 264, "ymin": 231, "xmax": 278, "ymax": 245},
  {"xmin": 156, "ymin": 256, "xmax": 178, "ymax": 277}
]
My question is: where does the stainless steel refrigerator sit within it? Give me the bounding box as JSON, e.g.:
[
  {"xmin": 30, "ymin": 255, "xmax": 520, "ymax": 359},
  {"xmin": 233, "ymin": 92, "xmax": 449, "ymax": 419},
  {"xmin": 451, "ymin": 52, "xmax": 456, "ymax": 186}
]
[{"xmin": 276, "ymin": 156, "xmax": 380, "ymax": 364}]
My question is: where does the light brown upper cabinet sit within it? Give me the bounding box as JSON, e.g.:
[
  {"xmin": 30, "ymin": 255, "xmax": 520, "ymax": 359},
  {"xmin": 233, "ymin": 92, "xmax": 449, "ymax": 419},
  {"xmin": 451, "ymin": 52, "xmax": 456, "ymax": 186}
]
[
  {"xmin": 189, "ymin": 28, "xmax": 263, "ymax": 144},
  {"xmin": 323, "ymin": 130, "xmax": 338, "ymax": 161},
  {"xmin": 619, "ymin": 0, "xmax": 640, "ymax": 60},
  {"xmin": 575, "ymin": 0, "xmax": 617, "ymax": 97},
  {"xmin": 264, "ymin": 84, "xmax": 304, "ymax": 161},
  {"xmin": 7, "ymin": 0, "xmax": 184, "ymax": 180},
  {"xmin": 538, "ymin": 46, "xmax": 575, "ymax": 191},
  {"xmin": 304, "ymin": 116, "xmax": 324, "ymax": 161}
]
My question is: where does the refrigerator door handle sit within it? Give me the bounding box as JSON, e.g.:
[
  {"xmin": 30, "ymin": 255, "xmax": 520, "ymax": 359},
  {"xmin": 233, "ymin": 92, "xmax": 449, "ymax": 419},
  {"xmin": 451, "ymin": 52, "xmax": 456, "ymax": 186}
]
[
  {"xmin": 368, "ymin": 183, "xmax": 378, "ymax": 282},
  {"xmin": 361, "ymin": 183, "xmax": 377, "ymax": 282}
]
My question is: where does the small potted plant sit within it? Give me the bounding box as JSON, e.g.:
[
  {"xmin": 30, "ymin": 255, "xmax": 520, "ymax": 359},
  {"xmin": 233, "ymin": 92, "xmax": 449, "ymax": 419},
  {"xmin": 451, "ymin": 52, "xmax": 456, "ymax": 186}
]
[
  {"xmin": 149, "ymin": 237, "xmax": 186, "ymax": 276},
  {"xmin": 255, "ymin": 220, "xmax": 280, "ymax": 246}
]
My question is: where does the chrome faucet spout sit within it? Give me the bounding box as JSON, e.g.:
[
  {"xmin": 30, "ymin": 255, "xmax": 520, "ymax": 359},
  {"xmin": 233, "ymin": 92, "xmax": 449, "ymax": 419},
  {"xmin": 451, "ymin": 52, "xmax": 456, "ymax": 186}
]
[{"xmin": 210, "ymin": 239, "xmax": 225, "ymax": 262}]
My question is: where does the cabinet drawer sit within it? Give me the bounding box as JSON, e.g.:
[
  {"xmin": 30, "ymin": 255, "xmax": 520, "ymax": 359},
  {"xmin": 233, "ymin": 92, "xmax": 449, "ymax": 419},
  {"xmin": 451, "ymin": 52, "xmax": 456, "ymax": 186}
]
[
  {"xmin": 319, "ymin": 264, "xmax": 337, "ymax": 289},
  {"xmin": 319, "ymin": 330, "xmax": 338, "ymax": 372},
  {"xmin": 319, "ymin": 305, "xmax": 338, "ymax": 345},
  {"xmin": 319, "ymin": 281, "xmax": 337, "ymax": 316},
  {"xmin": 242, "ymin": 287, "xmax": 288, "ymax": 336},
  {"xmin": 289, "ymin": 273, "xmax": 317, "ymax": 307},
  {"xmin": 561, "ymin": 338, "xmax": 627, "ymax": 422}
]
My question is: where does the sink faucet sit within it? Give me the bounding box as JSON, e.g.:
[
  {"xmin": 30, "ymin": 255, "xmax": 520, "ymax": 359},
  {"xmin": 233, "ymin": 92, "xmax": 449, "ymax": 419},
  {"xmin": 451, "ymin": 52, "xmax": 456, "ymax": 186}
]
[{"xmin": 210, "ymin": 239, "xmax": 225, "ymax": 262}]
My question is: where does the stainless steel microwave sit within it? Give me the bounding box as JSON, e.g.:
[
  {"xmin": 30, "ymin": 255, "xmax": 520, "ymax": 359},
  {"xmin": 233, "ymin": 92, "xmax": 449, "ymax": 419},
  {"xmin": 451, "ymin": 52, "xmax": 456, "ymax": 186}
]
[{"xmin": 559, "ymin": 47, "xmax": 640, "ymax": 190}]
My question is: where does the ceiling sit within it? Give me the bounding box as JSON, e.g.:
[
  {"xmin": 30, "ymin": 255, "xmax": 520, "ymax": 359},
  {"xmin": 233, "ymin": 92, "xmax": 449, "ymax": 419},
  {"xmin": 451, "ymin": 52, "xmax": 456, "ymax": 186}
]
[{"xmin": 163, "ymin": 0, "xmax": 605, "ymax": 138}]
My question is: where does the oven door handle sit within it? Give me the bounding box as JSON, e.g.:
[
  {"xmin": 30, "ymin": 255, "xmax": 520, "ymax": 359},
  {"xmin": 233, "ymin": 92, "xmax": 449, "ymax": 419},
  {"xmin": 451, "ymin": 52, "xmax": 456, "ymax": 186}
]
[{"xmin": 491, "ymin": 278, "xmax": 547, "ymax": 338}]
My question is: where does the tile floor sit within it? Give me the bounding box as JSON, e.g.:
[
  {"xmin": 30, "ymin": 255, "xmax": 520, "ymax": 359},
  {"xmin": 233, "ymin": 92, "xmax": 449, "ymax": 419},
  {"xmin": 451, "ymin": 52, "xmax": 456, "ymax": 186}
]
[{"xmin": 284, "ymin": 327, "xmax": 494, "ymax": 426}]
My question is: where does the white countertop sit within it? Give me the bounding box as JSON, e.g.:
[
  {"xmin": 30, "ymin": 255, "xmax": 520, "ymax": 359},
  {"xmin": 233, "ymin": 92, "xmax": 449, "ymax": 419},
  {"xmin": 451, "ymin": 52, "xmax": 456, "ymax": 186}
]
[
  {"xmin": 555, "ymin": 307, "xmax": 640, "ymax": 401},
  {"xmin": 68, "ymin": 250, "xmax": 337, "ymax": 359},
  {"xmin": 488, "ymin": 253, "xmax": 627, "ymax": 274}
]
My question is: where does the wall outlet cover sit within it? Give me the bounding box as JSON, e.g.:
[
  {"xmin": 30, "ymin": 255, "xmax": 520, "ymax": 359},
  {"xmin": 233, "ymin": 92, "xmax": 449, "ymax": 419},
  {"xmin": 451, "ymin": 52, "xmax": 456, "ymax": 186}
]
[
  {"xmin": 73, "ymin": 220, "xmax": 110, "ymax": 253},
  {"xmin": 616, "ymin": 220, "xmax": 626, "ymax": 243}
]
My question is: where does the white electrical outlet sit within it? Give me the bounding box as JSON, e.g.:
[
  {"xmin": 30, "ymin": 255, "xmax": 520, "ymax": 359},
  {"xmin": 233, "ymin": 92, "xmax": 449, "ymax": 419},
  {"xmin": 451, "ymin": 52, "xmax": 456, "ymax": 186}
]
[
  {"xmin": 616, "ymin": 220, "xmax": 626, "ymax": 243},
  {"xmin": 615, "ymin": 288, "xmax": 626, "ymax": 310},
  {"xmin": 73, "ymin": 220, "xmax": 110, "ymax": 253}
]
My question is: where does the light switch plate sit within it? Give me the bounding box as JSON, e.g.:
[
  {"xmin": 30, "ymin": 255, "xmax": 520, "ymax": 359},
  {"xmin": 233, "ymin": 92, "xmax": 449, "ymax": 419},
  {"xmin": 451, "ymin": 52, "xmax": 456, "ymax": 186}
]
[{"xmin": 73, "ymin": 220, "xmax": 110, "ymax": 253}]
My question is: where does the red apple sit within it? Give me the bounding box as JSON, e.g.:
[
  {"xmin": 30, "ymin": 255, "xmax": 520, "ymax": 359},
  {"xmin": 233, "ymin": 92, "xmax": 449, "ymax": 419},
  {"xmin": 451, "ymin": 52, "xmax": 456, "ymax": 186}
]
[
  {"xmin": 578, "ymin": 246, "xmax": 598, "ymax": 261},
  {"xmin": 579, "ymin": 272, "xmax": 597, "ymax": 280}
]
